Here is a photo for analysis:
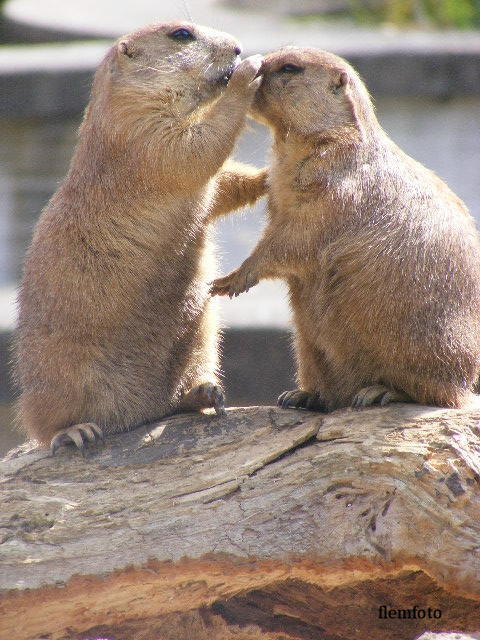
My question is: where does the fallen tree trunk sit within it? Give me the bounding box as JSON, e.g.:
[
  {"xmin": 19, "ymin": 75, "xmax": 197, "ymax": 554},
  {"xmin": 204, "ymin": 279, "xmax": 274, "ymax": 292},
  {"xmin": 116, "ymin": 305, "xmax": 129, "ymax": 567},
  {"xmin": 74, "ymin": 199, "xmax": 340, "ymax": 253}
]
[{"xmin": 1, "ymin": 403, "xmax": 480, "ymax": 640}]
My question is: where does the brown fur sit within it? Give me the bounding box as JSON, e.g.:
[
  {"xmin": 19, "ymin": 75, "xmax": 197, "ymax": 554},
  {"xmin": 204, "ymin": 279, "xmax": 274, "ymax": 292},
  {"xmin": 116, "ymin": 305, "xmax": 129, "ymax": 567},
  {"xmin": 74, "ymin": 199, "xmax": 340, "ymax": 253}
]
[
  {"xmin": 15, "ymin": 22, "xmax": 267, "ymax": 447},
  {"xmin": 211, "ymin": 47, "xmax": 480, "ymax": 410}
]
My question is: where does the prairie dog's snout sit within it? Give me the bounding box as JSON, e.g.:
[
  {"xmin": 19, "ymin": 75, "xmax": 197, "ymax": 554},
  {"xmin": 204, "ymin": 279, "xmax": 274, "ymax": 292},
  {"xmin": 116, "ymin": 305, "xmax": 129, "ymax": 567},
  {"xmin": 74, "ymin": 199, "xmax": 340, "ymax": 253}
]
[
  {"xmin": 250, "ymin": 47, "xmax": 361, "ymax": 135},
  {"xmin": 113, "ymin": 22, "xmax": 243, "ymax": 96}
]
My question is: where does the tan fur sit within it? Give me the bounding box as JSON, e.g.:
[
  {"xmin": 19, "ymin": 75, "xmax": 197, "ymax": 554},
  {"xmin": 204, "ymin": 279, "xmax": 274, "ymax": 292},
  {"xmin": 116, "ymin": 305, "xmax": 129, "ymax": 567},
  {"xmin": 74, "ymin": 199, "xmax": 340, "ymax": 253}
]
[
  {"xmin": 15, "ymin": 22, "xmax": 267, "ymax": 447},
  {"xmin": 212, "ymin": 47, "xmax": 480, "ymax": 410}
]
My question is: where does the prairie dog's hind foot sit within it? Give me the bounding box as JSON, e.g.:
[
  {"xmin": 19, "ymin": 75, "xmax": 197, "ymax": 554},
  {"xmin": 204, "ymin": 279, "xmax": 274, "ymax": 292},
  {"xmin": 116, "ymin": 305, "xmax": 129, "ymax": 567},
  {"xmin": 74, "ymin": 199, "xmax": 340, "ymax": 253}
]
[
  {"xmin": 278, "ymin": 389, "xmax": 326, "ymax": 412},
  {"xmin": 177, "ymin": 383, "xmax": 226, "ymax": 416},
  {"xmin": 50, "ymin": 423, "xmax": 104, "ymax": 456},
  {"xmin": 352, "ymin": 385, "xmax": 411, "ymax": 409}
]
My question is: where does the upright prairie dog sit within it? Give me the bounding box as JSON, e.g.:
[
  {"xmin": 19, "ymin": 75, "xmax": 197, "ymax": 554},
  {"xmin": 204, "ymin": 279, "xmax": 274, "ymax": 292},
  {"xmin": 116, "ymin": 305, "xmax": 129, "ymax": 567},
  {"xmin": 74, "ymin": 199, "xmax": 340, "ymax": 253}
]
[
  {"xmin": 15, "ymin": 22, "xmax": 267, "ymax": 452},
  {"xmin": 212, "ymin": 48, "xmax": 480, "ymax": 410}
]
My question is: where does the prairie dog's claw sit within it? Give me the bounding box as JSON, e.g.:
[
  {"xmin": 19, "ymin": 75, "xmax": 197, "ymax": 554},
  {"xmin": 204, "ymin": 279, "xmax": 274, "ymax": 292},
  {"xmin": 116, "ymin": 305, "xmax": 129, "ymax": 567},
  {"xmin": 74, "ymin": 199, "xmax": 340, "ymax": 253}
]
[
  {"xmin": 278, "ymin": 389, "xmax": 326, "ymax": 412},
  {"xmin": 50, "ymin": 423, "xmax": 104, "ymax": 456},
  {"xmin": 229, "ymin": 55, "xmax": 264, "ymax": 91},
  {"xmin": 210, "ymin": 264, "xmax": 258, "ymax": 298},
  {"xmin": 351, "ymin": 385, "xmax": 410, "ymax": 409},
  {"xmin": 181, "ymin": 382, "xmax": 226, "ymax": 416}
]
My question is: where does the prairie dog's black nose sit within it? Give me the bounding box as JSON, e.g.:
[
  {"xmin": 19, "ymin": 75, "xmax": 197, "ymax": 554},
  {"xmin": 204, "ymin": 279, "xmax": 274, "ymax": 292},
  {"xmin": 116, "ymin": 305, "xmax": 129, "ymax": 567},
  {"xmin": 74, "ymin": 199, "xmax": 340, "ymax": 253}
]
[{"xmin": 234, "ymin": 45, "xmax": 242, "ymax": 56}]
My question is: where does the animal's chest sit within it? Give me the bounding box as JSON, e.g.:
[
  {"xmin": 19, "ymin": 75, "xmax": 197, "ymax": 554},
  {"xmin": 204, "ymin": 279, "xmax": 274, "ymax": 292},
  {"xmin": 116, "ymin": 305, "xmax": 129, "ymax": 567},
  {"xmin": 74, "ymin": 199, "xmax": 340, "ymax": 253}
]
[
  {"xmin": 271, "ymin": 153, "xmax": 334, "ymax": 216},
  {"xmin": 100, "ymin": 197, "xmax": 211, "ymax": 314}
]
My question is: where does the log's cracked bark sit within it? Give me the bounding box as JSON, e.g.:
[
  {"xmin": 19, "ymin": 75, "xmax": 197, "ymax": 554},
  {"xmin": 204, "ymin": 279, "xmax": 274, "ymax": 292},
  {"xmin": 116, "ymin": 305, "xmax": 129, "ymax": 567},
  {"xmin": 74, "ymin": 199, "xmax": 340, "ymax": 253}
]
[{"xmin": 1, "ymin": 403, "xmax": 480, "ymax": 640}]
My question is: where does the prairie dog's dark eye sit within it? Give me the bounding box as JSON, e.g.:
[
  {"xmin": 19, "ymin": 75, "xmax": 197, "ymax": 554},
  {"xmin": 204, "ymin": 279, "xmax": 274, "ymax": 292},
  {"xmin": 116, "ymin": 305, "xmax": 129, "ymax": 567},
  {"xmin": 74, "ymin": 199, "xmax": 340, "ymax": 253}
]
[
  {"xmin": 169, "ymin": 28, "xmax": 195, "ymax": 41},
  {"xmin": 278, "ymin": 63, "xmax": 304, "ymax": 74}
]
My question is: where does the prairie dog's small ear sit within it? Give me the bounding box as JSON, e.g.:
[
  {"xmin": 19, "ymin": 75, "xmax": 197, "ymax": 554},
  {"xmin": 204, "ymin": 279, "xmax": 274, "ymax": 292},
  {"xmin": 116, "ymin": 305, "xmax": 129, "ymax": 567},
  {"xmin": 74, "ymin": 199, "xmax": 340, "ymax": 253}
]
[
  {"xmin": 331, "ymin": 71, "xmax": 349, "ymax": 95},
  {"xmin": 118, "ymin": 40, "xmax": 135, "ymax": 59}
]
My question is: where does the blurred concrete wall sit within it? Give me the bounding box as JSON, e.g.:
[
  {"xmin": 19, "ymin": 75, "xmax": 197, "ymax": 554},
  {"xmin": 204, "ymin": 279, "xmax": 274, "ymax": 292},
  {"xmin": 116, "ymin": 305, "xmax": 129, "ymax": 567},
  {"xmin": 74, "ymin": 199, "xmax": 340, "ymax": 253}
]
[
  {"xmin": 222, "ymin": 328, "xmax": 296, "ymax": 406},
  {"xmin": 0, "ymin": 328, "xmax": 296, "ymax": 407}
]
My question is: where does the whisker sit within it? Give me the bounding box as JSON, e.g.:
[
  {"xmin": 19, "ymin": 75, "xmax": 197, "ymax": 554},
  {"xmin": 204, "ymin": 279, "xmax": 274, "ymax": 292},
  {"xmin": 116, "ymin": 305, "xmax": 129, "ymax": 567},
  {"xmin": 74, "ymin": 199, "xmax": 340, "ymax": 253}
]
[
  {"xmin": 180, "ymin": 0, "xmax": 193, "ymax": 21},
  {"xmin": 147, "ymin": 66, "xmax": 174, "ymax": 73}
]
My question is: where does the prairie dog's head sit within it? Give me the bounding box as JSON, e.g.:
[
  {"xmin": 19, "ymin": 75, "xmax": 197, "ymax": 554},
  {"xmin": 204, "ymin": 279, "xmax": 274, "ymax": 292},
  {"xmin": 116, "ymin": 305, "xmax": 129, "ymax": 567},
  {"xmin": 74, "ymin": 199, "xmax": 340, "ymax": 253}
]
[
  {"xmin": 97, "ymin": 22, "xmax": 242, "ymax": 113},
  {"xmin": 251, "ymin": 48, "xmax": 376, "ymax": 138}
]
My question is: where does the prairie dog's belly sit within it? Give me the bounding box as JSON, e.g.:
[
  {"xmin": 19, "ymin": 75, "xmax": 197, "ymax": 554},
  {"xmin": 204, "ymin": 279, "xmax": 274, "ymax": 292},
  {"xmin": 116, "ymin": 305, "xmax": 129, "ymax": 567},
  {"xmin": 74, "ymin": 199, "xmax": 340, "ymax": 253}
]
[
  {"xmin": 25, "ymin": 191, "xmax": 214, "ymax": 323},
  {"xmin": 19, "ymin": 196, "xmax": 217, "ymax": 376}
]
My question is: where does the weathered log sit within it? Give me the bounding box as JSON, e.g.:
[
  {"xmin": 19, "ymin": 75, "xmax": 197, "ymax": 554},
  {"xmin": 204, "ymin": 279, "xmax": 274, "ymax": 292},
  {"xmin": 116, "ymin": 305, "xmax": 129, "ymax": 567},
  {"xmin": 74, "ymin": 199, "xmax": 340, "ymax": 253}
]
[{"xmin": 1, "ymin": 403, "xmax": 480, "ymax": 640}]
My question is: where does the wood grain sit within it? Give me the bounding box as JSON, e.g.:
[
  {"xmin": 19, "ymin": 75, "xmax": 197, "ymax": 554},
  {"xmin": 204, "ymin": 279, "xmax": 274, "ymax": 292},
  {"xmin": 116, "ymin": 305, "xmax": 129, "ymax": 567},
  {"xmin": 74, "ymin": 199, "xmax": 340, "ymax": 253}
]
[{"xmin": 1, "ymin": 404, "xmax": 480, "ymax": 639}]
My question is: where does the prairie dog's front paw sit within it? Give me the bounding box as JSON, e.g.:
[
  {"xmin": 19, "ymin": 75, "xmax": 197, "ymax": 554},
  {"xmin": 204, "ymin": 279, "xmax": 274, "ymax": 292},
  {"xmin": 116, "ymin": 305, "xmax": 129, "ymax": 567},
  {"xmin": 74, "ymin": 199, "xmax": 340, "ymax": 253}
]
[
  {"xmin": 210, "ymin": 262, "xmax": 259, "ymax": 298},
  {"xmin": 228, "ymin": 55, "xmax": 263, "ymax": 95},
  {"xmin": 255, "ymin": 167, "xmax": 269, "ymax": 193}
]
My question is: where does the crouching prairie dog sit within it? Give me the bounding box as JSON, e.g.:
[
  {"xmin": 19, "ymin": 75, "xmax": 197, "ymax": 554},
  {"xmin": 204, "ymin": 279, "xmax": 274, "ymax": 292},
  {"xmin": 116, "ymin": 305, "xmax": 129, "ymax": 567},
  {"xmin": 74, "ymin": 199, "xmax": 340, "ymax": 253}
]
[
  {"xmin": 15, "ymin": 22, "xmax": 267, "ymax": 452},
  {"xmin": 211, "ymin": 47, "xmax": 480, "ymax": 411}
]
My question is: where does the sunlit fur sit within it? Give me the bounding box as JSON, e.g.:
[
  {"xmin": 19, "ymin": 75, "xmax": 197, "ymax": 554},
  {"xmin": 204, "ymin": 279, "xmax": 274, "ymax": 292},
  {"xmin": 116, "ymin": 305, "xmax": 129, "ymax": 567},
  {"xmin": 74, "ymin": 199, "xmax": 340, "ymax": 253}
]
[
  {"xmin": 14, "ymin": 22, "xmax": 266, "ymax": 445},
  {"xmin": 222, "ymin": 47, "xmax": 480, "ymax": 409}
]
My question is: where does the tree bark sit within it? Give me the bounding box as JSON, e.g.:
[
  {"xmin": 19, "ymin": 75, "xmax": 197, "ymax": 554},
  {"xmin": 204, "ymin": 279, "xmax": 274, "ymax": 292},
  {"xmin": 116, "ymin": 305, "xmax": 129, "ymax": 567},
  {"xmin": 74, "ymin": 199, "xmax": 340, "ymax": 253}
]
[{"xmin": 1, "ymin": 403, "xmax": 480, "ymax": 640}]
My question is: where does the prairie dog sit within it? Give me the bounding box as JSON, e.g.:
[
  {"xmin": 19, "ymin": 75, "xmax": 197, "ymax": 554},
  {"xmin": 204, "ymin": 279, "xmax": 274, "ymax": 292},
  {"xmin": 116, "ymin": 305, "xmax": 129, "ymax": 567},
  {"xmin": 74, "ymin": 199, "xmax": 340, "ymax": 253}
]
[
  {"xmin": 15, "ymin": 22, "xmax": 267, "ymax": 451},
  {"xmin": 211, "ymin": 47, "xmax": 480, "ymax": 411}
]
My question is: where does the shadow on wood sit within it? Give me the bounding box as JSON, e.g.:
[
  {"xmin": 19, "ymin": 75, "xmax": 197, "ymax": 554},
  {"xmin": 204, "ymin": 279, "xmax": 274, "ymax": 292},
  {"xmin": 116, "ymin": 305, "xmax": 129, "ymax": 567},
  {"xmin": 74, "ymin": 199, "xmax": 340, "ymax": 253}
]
[{"xmin": 1, "ymin": 404, "xmax": 480, "ymax": 640}]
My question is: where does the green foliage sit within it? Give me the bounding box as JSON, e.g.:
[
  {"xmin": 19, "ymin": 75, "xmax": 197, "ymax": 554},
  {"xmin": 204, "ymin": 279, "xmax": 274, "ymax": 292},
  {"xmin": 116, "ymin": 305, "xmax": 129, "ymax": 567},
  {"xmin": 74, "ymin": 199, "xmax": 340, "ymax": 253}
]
[{"xmin": 347, "ymin": 0, "xmax": 480, "ymax": 29}]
